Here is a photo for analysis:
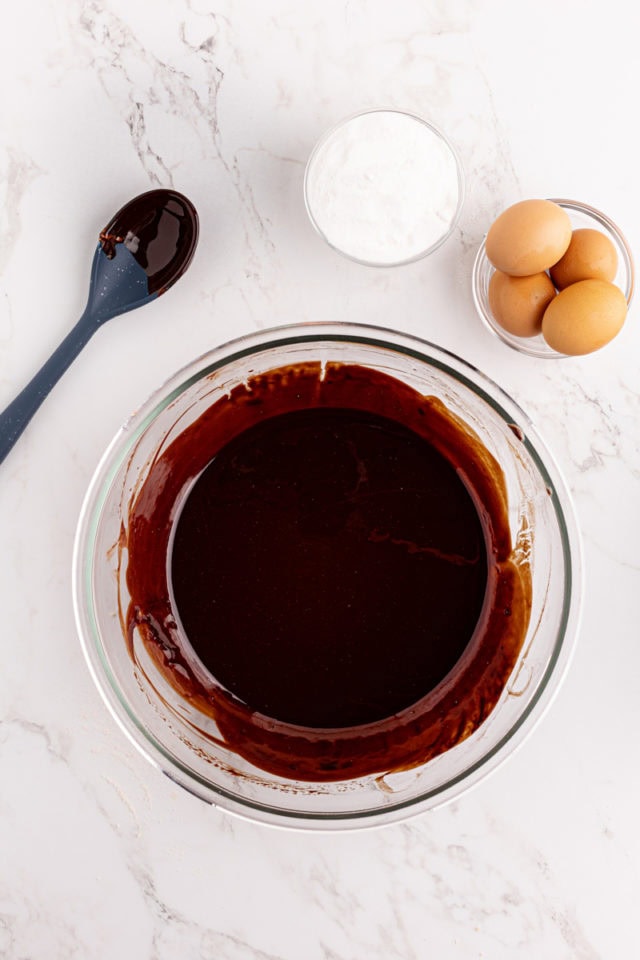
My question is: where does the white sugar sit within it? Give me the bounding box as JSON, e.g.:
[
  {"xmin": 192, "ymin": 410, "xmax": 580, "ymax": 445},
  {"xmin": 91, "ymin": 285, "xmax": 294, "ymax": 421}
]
[{"xmin": 305, "ymin": 110, "xmax": 461, "ymax": 266}]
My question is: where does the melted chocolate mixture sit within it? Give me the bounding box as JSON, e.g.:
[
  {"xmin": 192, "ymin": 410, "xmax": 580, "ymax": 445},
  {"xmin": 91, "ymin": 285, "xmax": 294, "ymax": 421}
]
[
  {"xmin": 171, "ymin": 408, "xmax": 488, "ymax": 728},
  {"xmin": 125, "ymin": 362, "xmax": 531, "ymax": 781}
]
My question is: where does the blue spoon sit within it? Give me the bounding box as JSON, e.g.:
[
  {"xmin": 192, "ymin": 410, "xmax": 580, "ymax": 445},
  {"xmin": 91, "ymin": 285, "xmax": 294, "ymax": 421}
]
[{"xmin": 0, "ymin": 188, "xmax": 199, "ymax": 465}]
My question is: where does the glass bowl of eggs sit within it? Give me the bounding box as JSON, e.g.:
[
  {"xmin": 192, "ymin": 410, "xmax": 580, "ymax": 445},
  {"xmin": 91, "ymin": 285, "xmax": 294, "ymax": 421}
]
[{"xmin": 472, "ymin": 198, "xmax": 634, "ymax": 359}]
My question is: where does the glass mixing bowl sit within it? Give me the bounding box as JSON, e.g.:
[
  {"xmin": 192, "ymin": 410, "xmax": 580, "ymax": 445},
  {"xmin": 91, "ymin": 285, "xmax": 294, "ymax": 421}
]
[
  {"xmin": 472, "ymin": 198, "xmax": 635, "ymax": 359},
  {"xmin": 73, "ymin": 323, "xmax": 582, "ymax": 830}
]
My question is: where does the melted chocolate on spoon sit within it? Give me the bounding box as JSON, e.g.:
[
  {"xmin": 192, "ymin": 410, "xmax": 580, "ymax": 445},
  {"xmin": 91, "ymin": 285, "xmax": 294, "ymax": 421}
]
[{"xmin": 99, "ymin": 188, "xmax": 198, "ymax": 295}]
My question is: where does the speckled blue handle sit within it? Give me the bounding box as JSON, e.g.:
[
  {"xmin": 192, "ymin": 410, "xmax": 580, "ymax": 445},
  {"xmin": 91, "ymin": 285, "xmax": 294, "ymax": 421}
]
[{"xmin": 0, "ymin": 243, "xmax": 155, "ymax": 465}]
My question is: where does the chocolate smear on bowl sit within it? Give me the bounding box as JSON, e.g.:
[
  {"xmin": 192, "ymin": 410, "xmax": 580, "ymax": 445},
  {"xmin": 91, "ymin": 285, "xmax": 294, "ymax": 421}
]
[{"xmin": 124, "ymin": 362, "xmax": 531, "ymax": 782}]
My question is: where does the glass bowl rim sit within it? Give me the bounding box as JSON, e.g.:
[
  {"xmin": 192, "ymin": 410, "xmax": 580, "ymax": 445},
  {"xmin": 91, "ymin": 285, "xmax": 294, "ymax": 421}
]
[
  {"xmin": 72, "ymin": 321, "xmax": 583, "ymax": 830},
  {"xmin": 472, "ymin": 197, "xmax": 635, "ymax": 359},
  {"xmin": 303, "ymin": 107, "xmax": 466, "ymax": 268}
]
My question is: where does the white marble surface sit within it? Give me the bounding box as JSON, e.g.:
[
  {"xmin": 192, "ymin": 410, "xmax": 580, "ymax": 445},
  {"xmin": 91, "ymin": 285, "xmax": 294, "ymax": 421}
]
[{"xmin": 1, "ymin": 1, "xmax": 639, "ymax": 956}]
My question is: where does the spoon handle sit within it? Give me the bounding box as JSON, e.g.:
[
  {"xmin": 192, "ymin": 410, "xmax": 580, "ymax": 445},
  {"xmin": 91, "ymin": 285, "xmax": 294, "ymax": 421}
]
[{"xmin": 0, "ymin": 313, "xmax": 96, "ymax": 465}]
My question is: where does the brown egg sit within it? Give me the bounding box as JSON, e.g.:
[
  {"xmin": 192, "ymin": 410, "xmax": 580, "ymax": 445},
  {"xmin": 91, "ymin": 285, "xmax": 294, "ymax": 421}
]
[
  {"xmin": 486, "ymin": 199, "xmax": 572, "ymax": 277},
  {"xmin": 549, "ymin": 228, "xmax": 618, "ymax": 289},
  {"xmin": 542, "ymin": 279, "xmax": 627, "ymax": 355},
  {"xmin": 488, "ymin": 270, "xmax": 556, "ymax": 337}
]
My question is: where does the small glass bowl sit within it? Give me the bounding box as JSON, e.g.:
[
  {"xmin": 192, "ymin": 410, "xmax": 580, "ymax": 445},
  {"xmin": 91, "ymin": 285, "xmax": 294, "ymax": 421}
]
[
  {"xmin": 73, "ymin": 323, "xmax": 582, "ymax": 830},
  {"xmin": 472, "ymin": 199, "xmax": 635, "ymax": 359},
  {"xmin": 304, "ymin": 108, "xmax": 465, "ymax": 267}
]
